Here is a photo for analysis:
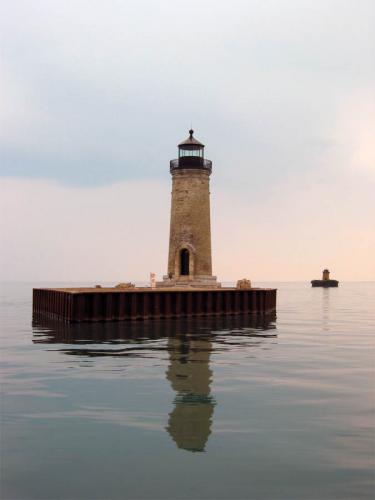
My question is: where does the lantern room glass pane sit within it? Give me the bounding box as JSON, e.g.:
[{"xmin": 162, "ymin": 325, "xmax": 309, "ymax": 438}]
[{"xmin": 179, "ymin": 148, "xmax": 203, "ymax": 158}]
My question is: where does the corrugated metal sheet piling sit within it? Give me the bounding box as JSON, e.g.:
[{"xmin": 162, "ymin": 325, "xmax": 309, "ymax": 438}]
[{"xmin": 33, "ymin": 287, "xmax": 277, "ymax": 323}]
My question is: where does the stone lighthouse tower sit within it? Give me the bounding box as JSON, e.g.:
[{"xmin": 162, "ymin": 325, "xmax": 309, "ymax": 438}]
[{"xmin": 159, "ymin": 130, "xmax": 219, "ymax": 288}]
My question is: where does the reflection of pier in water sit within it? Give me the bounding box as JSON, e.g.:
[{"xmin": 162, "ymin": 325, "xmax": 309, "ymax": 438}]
[
  {"xmin": 33, "ymin": 314, "xmax": 276, "ymax": 452},
  {"xmin": 321, "ymin": 288, "xmax": 331, "ymax": 332}
]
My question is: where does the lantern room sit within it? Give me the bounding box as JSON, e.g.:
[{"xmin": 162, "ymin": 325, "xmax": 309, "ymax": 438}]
[
  {"xmin": 170, "ymin": 129, "xmax": 212, "ymax": 173},
  {"xmin": 178, "ymin": 129, "xmax": 204, "ymax": 158}
]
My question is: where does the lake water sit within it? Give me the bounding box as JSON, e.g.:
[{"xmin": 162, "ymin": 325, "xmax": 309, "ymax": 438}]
[{"xmin": 1, "ymin": 282, "xmax": 374, "ymax": 500}]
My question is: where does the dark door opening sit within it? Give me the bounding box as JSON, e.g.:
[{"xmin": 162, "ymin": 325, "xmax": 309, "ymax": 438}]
[{"xmin": 180, "ymin": 249, "xmax": 189, "ymax": 276}]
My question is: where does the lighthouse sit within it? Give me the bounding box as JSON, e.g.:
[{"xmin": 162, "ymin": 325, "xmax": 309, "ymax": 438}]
[
  {"xmin": 33, "ymin": 129, "xmax": 277, "ymax": 321},
  {"xmin": 159, "ymin": 130, "xmax": 220, "ymax": 288},
  {"xmin": 311, "ymin": 269, "xmax": 339, "ymax": 287}
]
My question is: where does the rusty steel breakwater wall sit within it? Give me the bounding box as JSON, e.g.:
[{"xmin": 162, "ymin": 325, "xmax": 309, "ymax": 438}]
[{"xmin": 33, "ymin": 288, "xmax": 277, "ymax": 323}]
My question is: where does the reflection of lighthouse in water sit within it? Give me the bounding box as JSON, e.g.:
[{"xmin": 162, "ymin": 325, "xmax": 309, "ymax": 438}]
[{"xmin": 165, "ymin": 336, "xmax": 215, "ymax": 452}]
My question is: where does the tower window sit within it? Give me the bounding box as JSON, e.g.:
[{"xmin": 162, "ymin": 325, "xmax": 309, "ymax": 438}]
[{"xmin": 180, "ymin": 249, "xmax": 189, "ymax": 276}]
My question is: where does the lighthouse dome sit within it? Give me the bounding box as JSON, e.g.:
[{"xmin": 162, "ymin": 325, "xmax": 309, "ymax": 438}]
[{"xmin": 178, "ymin": 129, "xmax": 205, "ymax": 150}]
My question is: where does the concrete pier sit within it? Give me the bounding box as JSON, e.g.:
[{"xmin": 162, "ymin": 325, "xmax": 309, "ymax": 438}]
[
  {"xmin": 33, "ymin": 287, "xmax": 277, "ymax": 323},
  {"xmin": 311, "ymin": 280, "xmax": 339, "ymax": 287}
]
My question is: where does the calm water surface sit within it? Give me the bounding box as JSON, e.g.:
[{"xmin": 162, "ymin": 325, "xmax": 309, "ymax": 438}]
[{"xmin": 1, "ymin": 282, "xmax": 374, "ymax": 500}]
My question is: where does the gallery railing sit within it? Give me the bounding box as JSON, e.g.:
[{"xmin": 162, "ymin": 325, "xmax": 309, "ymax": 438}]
[{"xmin": 170, "ymin": 158, "xmax": 212, "ymax": 174}]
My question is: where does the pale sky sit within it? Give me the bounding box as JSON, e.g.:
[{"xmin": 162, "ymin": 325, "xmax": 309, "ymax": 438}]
[{"xmin": 1, "ymin": 0, "xmax": 374, "ymax": 282}]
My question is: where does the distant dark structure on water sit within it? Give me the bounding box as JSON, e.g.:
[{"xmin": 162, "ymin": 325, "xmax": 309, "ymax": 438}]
[{"xmin": 311, "ymin": 269, "xmax": 339, "ymax": 287}]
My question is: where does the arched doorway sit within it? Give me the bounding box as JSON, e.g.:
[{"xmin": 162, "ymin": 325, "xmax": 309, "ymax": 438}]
[{"xmin": 180, "ymin": 249, "xmax": 189, "ymax": 276}]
